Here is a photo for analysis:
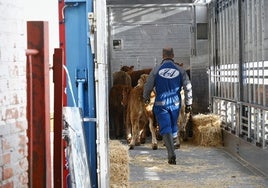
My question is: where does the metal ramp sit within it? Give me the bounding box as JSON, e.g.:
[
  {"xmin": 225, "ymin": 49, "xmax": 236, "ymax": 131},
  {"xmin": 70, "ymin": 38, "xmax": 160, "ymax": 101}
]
[{"xmin": 127, "ymin": 138, "xmax": 268, "ymax": 187}]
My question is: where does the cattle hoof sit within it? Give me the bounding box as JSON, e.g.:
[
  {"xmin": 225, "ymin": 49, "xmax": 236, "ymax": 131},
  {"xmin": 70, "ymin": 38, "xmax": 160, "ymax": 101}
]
[
  {"xmin": 126, "ymin": 138, "xmax": 131, "ymax": 144},
  {"xmin": 135, "ymin": 142, "xmax": 141, "ymax": 146},
  {"xmin": 174, "ymin": 143, "xmax": 180, "ymax": 149},
  {"xmin": 129, "ymin": 145, "xmax": 134, "ymax": 150},
  {"xmin": 152, "ymin": 144, "xmax": 158, "ymax": 150}
]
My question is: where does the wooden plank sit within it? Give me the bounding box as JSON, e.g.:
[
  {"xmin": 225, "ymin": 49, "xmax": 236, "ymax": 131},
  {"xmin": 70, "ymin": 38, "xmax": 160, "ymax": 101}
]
[{"xmin": 53, "ymin": 48, "xmax": 65, "ymax": 188}]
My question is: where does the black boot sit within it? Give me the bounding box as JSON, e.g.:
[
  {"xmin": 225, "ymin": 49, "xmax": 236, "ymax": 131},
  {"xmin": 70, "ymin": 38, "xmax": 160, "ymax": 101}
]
[{"xmin": 162, "ymin": 133, "xmax": 176, "ymax": 165}]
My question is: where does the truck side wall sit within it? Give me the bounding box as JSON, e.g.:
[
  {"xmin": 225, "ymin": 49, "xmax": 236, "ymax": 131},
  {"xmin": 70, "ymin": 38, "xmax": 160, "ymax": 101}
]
[{"xmin": 209, "ymin": 0, "xmax": 268, "ymax": 175}]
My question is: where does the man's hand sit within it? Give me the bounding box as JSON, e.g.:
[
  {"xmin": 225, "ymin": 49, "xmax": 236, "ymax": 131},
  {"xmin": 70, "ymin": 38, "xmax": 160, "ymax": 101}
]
[
  {"xmin": 185, "ymin": 105, "xmax": 192, "ymax": 113},
  {"xmin": 144, "ymin": 98, "xmax": 150, "ymax": 105}
]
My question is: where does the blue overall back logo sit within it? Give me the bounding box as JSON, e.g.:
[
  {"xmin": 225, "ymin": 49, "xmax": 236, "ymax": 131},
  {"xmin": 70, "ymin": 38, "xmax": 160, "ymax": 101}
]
[{"xmin": 158, "ymin": 68, "xmax": 180, "ymax": 79}]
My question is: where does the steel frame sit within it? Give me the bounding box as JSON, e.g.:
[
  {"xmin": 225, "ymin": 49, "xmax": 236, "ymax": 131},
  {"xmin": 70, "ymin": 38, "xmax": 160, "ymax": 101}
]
[
  {"xmin": 209, "ymin": 0, "xmax": 268, "ymax": 176},
  {"xmin": 26, "ymin": 21, "xmax": 52, "ymax": 188}
]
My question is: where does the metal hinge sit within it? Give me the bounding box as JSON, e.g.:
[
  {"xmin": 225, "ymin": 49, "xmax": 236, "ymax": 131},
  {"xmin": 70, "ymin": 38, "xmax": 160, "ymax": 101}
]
[
  {"xmin": 191, "ymin": 48, "xmax": 196, "ymax": 56},
  {"xmin": 88, "ymin": 12, "xmax": 96, "ymax": 54}
]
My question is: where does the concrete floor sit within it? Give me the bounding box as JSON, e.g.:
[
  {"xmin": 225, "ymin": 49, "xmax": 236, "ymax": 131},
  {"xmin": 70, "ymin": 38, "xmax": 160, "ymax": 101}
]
[{"xmin": 126, "ymin": 138, "xmax": 268, "ymax": 188}]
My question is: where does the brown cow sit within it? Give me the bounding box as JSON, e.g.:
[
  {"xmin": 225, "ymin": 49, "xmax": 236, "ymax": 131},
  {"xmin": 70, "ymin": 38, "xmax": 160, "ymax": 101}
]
[
  {"xmin": 112, "ymin": 70, "xmax": 132, "ymax": 86},
  {"xmin": 176, "ymin": 89, "xmax": 191, "ymax": 147},
  {"xmin": 120, "ymin": 66, "xmax": 152, "ymax": 87},
  {"xmin": 178, "ymin": 67, "xmax": 192, "ymax": 143},
  {"xmin": 109, "ymin": 68, "xmax": 132, "ymax": 139},
  {"xmin": 122, "ymin": 74, "xmax": 158, "ymax": 150},
  {"xmin": 109, "ymin": 84, "xmax": 132, "ymax": 139},
  {"xmin": 120, "ymin": 65, "xmax": 134, "ymax": 72}
]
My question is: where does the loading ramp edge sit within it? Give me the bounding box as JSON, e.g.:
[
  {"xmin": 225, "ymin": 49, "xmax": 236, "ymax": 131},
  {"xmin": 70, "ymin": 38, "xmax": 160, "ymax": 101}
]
[{"xmin": 223, "ymin": 130, "xmax": 268, "ymax": 177}]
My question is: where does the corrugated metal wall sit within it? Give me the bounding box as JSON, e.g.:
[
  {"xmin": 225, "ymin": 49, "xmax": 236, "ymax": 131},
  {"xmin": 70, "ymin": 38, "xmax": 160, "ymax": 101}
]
[
  {"xmin": 209, "ymin": 0, "xmax": 268, "ymax": 149},
  {"xmin": 107, "ymin": 4, "xmax": 194, "ymax": 83}
]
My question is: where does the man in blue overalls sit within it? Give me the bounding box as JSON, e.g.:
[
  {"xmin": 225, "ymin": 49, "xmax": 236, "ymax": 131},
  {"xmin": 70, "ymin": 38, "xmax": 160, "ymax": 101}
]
[{"xmin": 143, "ymin": 47, "xmax": 192, "ymax": 165}]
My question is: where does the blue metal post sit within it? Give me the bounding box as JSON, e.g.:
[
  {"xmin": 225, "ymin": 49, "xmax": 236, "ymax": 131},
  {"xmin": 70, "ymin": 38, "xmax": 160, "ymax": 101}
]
[{"xmin": 64, "ymin": 0, "xmax": 97, "ymax": 187}]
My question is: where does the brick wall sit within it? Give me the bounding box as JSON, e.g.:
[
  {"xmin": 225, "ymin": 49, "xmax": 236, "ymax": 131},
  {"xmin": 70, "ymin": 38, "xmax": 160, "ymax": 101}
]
[{"xmin": 0, "ymin": 1, "xmax": 28, "ymax": 187}]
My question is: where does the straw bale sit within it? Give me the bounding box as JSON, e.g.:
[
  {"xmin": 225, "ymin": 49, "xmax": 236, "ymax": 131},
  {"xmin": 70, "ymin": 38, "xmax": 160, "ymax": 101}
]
[
  {"xmin": 109, "ymin": 140, "xmax": 129, "ymax": 188},
  {"xmin": 192, "ymin": 113, "xmax": 223, "ymax": 147}
]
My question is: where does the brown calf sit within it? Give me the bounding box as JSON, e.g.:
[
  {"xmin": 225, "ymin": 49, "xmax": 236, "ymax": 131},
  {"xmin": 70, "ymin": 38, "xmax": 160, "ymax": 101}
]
[{"xmin": 122, "ymin": 74, "xmax": 158, "ymax": 150}]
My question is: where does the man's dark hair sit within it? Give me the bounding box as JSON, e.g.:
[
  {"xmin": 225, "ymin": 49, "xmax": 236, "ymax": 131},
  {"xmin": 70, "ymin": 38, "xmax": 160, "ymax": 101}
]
[{"xmin": 162, "ymin": 48, "xmax": 174, "ymax": 59}]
